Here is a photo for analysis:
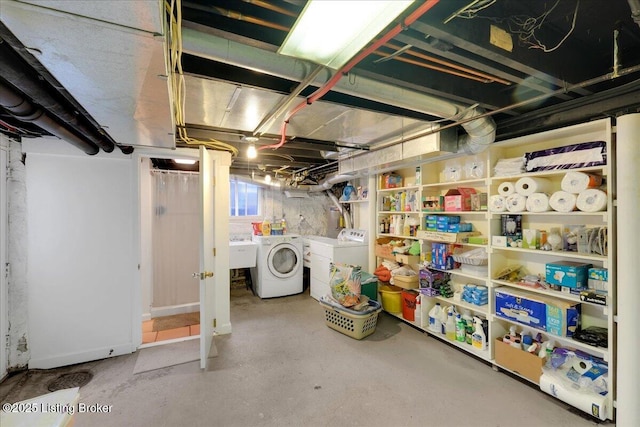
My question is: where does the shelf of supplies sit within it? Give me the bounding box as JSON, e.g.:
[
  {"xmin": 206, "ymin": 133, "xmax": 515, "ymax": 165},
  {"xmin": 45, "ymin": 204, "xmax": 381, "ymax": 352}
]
[
  {"xmin": 428, "ymin": 265, "xmax": 489, "ymax": 282},
  {"xmin": 339, "ymin": 199, "xmax": 368, "ymax": 204},
  {"xmin": 423, "ymin": 211, "xmax": 488, "ymax": 217},
  {"xmin": 492, "ymin": 280, "xmax": 609, "ymax": 308},
  {"xmin": 378, "ymin": 210, "xmax": 420, "ymax": 214},
  {"xmin": 492, "ymin": 280, "xmax": 581, "ymax": 303},
  {"xmin": 488, "ymin": 211, "xmax": 608, "ymax": 220},
  {"xmin": 384, "ymin": 310, "xmax": 491, "ymax": 361},
  {"xmin": 421, "ymin": 178, "xmax": 487, "ymax": 189},
  {"xmin": 490, "ymin": 246, "xmax": 607, "ymax": 262},
  {"xmin": 434, "ymin": 296, "xmax": 489, "ymax": 315},
  {"xmin": 377, "ymin": 233, "xmax": 420, "ymax": 240},
  {"xmin": 378, "ymin": 185, "xmax": 420, "ymax": 193},
  {"xmin": 490, "ymin": 316, "xmax": 608, "ymax": 359},
  {"xmin": 491, "ymin": 165, "xmax": 606, "ymax": 182}
]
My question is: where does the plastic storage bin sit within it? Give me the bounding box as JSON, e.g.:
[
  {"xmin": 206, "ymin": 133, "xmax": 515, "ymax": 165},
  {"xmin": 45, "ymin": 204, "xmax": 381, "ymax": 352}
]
[
  {"xmin": 402, "ymin": 289, "xmax": 419, "ymax": 321},
  {"xmin": 319, "ymin": 298, "xmax": 382, "ymax": 340}
]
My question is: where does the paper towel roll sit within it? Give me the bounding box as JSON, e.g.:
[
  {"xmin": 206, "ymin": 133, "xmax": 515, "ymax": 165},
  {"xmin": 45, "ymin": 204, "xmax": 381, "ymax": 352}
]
[
  {"xmin": 576, "ymin": 189, "xmax": 607, "ymax": 212},
  {"xmin": 539, "ymin": 373, "xmax": 608, "ymax": 421},
  {"xmin": 516, "ymin": 177, "xmax": 552, "ymax": 196},
  {"xmin": 489, "ymin": 195, "xmax": 507, "ymax": 212},
  {"xmin": 549, "ymin": 191, "xmax": 577, "ymax": 212},
  {"xmin": 498, "ymin": 181, "xmax": 516, "ymax": 196},
  {"xmin": 525, "ymin": 193, "xmax": 551, "ymax": 212},
  {"xmin": 561, "ymin": 171, "xmax": 603, "ymax": 193},
  {"xmin": 506, "ymin": 193, "xmax": 527, "ymax": 212}
]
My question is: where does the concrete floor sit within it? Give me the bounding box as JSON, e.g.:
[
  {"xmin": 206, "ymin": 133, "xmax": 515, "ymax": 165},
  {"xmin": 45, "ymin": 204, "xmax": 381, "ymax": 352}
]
[{"xmin": 1, "ymin": 288, "xmax": 607, "ymax": 427}]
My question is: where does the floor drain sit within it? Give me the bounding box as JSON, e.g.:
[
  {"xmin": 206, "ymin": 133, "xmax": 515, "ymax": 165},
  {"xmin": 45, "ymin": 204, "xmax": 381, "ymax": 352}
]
[{"xmin": 47, "ymin": 371, "xmax": 93, "ymax": 392}]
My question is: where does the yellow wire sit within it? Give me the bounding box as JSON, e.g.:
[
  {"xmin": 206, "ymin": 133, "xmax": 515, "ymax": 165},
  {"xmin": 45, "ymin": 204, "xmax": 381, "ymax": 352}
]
[{"xmin": 166, "ymin": 0, "xmax": 239, "ymax": 156}]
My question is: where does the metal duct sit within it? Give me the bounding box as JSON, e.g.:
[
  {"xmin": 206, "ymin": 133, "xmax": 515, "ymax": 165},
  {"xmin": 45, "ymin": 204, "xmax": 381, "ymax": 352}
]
[
  {"xmin": 182, "ymin": 28, "xmax": 496, "ymax": 149},
  {"xmin": 0, "ymin": 81, "xmax": 100, "ymax": 155}
]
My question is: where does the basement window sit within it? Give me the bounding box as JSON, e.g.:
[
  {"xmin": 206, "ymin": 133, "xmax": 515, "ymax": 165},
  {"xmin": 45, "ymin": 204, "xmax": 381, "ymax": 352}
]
[{"xmin": 230, "ymin": 178, "xmax": 260, "ymax": 217}]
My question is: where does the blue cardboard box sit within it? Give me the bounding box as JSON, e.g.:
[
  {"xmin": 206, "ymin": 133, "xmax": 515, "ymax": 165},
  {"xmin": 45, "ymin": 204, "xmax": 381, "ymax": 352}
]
[
  {"xmin": 545, "ymin": 261, "xmax": 592, "ymax": 289},
  {"xmin": 495, "ymin": 288, "xmax": 581, "ymax": 337},
  {"xmin": 495, "ymin": 289, "xmax": 547, "ymax": 330}
]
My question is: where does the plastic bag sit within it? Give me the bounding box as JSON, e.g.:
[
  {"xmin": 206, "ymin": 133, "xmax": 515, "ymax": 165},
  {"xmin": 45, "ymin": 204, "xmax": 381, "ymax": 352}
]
[{"xmin": 329, "ymin": 263, "xmax": 361, "ymax": 307}]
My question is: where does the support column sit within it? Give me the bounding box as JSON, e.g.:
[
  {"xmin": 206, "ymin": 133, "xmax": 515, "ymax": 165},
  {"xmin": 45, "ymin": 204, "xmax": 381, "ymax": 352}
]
[{"xmin": 616, "ymin": 113, "xmax": 640, "ymax": 425}]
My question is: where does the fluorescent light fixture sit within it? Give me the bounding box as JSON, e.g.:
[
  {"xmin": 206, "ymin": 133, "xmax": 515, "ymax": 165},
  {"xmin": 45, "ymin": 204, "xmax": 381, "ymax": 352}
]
[
  {"xmin": 247, "ymin": 143, "xmax": 257, "ymax": 159},
  {"xmin": 279, "ymin": 0, "xmax": 414, "ymax": 69},
  {"xmin": 174, "ymin": 158, "xmax": 197, "ymax": 165}
]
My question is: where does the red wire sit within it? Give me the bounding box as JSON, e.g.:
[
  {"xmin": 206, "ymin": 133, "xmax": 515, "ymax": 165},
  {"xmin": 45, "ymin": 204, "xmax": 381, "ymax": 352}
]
[{"xmin": 259, "ymin": 0, "xmax": 440, "ymax": 151}]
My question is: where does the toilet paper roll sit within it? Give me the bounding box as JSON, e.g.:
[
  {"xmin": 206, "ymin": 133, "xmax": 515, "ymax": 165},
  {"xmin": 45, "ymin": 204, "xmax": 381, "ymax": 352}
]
[
  {"xmin": 506, "ymin": 193, "xmax": 527, "ymax": 212},
  {"xmin": 540, "ymin": 373, "xmax": 607, "ymax": 421},
  {"xmin": 561, "ymin": 171, "xmax": 603, "ymax": 193},
  {"xmin": 515, "ymin": 177, "xmax": 552, "ymax": 196},
  {"xmin": 576, "ymin": 189, "xmax": 607, "ymax": 212},
  {"xmin": 525, "ymin": 193, "xmax": 551, "ymax": 212},
  {"xmin": 549, "ymin": 191, "xmax": 577, "ymax": 212},
  {"xmin": 498, "ymin": 181, "xmax": 516, "ymax": 196},
  {"xmin": 489, "ymin": 195, "xmax": 507, "ymax": 212}
]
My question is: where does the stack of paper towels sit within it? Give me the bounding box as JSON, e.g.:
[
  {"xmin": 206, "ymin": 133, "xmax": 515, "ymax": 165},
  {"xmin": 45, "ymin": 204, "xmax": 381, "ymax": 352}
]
[{"xmin": 489, "ymin": 172, "xmax": 606, "ymax": 213}]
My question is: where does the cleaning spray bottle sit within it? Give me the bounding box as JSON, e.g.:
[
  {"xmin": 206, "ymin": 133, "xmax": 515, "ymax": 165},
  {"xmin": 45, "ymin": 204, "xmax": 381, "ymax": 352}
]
[
  {"xmin": 472, "ymin": 317, "xmax": 487, "ymax": 350},
  {"xmin": 414, "ymin": 294, "xmax": 422, "ymax": 327}
]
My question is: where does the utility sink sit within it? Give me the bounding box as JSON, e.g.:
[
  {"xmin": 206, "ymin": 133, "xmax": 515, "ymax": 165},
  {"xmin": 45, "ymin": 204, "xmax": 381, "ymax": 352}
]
[{"xmin": 229, "ymin": 241, "xmax": 258, "ymax": 269}]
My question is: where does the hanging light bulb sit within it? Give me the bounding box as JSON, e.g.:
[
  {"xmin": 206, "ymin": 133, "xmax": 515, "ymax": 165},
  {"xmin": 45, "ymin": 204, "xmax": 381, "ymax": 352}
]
[
  {"xmin": 247, "ymin": 143, "xmax": 257, "ymax": 159},
  {"xmin": 264, "ymin": 174, "xmax": 272, "ymax": 184}
]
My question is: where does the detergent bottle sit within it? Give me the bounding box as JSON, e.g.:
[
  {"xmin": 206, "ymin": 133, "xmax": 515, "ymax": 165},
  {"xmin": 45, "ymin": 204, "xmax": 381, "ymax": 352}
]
[
  {"xmin": 414, "ymin": 295, "xmax": 422, "ymax": 328},
  {"xmin": 455, "ymin": 313, "xmax": 466, "ymax": 342},
  {"xmin": 261, "ymin": 217, "xmax": 271, "ymax": 236},
  {"xmin": 472, "ymin": 317, "xmax": 487, "ymax": 350},
  {"xmin": 445, "ymin": 311, "xmax": 456, "ymax": 341},
  {"xmin": 428, "ymin": 303, "xmax": 442, "ymax": 333}
]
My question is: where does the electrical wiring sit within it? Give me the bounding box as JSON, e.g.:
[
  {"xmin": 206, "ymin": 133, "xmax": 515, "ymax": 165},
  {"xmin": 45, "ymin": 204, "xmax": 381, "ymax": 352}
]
[
  {"xmin": 259, "ymin": 0, "xmax": 441, "ymax": 152},
  {"xmin": 166, "ymin": 0, "xmax": 239, "ymax": 156}
]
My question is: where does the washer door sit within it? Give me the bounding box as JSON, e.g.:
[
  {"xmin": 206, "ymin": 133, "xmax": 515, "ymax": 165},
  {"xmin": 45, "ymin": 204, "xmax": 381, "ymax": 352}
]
[{"xmin": 267, "ymin": 243, "xmax": 301, "ymax": 279}]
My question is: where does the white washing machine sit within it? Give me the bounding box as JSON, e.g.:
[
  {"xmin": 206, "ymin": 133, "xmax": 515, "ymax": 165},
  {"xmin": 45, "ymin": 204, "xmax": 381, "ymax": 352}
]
[{"xmin": 251, "ymin": 234, "xmax": 303, "ymax": 298}]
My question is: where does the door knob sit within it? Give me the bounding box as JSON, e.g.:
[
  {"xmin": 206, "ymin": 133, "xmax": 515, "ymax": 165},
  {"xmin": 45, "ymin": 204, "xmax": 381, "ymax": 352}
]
[{"xmin": 192, "ymin": 271, "xmax": 214, "ymax": 279}]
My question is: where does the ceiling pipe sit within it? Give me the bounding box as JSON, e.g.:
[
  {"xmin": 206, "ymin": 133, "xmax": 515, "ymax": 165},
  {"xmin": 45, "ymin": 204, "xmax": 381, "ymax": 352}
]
[
  {"xmin": 0, "ymin": 81, "xmax": 100, "ymax": 155},
  {"xmin": 0, "ymin": 41, "xmax": 116, "ymax": 153},
  {"xmin": 182, "ymin": 27, "xmax": 497, "ymax": 152},
  {"xmin": 628, "ymin": 0, "xmax": 640, "ymax": 27}
]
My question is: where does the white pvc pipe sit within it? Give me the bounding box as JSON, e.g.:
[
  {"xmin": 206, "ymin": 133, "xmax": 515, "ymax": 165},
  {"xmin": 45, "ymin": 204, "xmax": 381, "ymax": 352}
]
[{"xmin": 616, "ymin": 113, "xmax": 640, "ymax": 425}]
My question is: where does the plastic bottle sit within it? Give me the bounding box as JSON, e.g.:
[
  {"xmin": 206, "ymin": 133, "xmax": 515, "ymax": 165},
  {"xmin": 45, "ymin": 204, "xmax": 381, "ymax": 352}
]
[
  {"xmin": 471, "ymin": 317, "xmax": 487, "ymax": 350},
  {"xmin": 281, "ymin": 218, "xmax": 287, "ymax": 234},
  {"xmin": 428, "ymin": 303, "xmax": 442, "ymax": 333},
  {"xmin": 445, "ymin": 311, "xmax": 456, "ymax": 341},
  {"xmin": 403, "ymin": 215, "xmax": 411, "ymax": 236},
  {"xmin": 455, "ymin": 314, "xmax": 466, "ymax": 342},
  {"xmin": 261, "ymin": 218, "xmax": 271, "ymax": 236},
  {"xmin": 414, "ymin": 295, "xmax": 422, "ymax": 327}
]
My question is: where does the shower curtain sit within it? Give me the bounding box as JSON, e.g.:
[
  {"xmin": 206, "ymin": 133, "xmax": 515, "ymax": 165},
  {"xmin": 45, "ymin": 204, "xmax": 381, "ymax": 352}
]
[{"xmin": 151, "ymin": 170, "xmax": 199, "ymax": 309}]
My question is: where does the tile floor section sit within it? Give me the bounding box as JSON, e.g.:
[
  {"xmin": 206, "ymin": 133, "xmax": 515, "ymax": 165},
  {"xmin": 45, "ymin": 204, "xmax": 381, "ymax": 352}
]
[{"xmin": 142, "ymin": 319, "xmax": 200, "ymax": 344}]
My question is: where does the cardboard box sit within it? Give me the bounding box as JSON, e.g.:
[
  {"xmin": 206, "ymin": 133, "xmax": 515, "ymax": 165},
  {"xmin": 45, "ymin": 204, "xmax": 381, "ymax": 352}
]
[
  {"xmin": 417, "ymin": 230, "xmax": 479, "ymax": 243},
  {"xmin": 395, "ymin": 254, "xmax": 420, "ymax": 265},
  {"xmin": 444, "ymin": 187, "xmax": 476, "ymax": 211},
  {"xmin": 501, "ymin": 214, "xmax": 522, "ymax": 235},
  {"xmin": 470, "ymin": 193, "xmax": 488, "ymax": 211},
  {"xmin": 545, "ymin": 261, "xmax": 592, "ymax": 289},
  {"xmin": 393, "ymin": 274, "xmax": 419, "ymax": 289},
  {"xmin": 447, "ymin": 223, "xmax": 472, "ymax": 233},
  {"xmin": 588, "ymin": 267, "xmax": 608, "ymax": 293},
  {"xmin": 495, "ymin": 287, "xmax": 581, "ymax": 337},
  {"xmin": 468, "ymin": 236, "xmax": 488, "ymax": 245},
  {"xmin": 522, "ymin": 229, "xmax": 539, "ymax": 249},
  {"xmin": 431, "ymin": 242, "xmax": 457, "ymax": 270},
  {"xmin": 436, "ymin": 215, "xmax": 461, "ymax": 224},
  {"xmin": 494, "ymin": 339, "xmax": 544, "ymax": 384},
  {"xmin": 422, "ymin": 196, "xmax": 444, "ymax": 212},
  {"xmin": 381, "ymin": 173, "xmax": 403, "ymax": 189}
]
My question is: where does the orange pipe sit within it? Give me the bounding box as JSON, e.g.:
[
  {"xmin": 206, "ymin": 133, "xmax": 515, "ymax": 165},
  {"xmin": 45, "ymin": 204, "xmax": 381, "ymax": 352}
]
[{"xmin": 260, "ymin": 0, "xmax": 441, "ymax": 151}]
